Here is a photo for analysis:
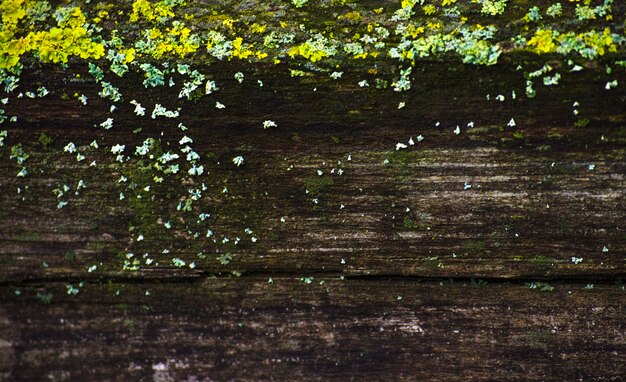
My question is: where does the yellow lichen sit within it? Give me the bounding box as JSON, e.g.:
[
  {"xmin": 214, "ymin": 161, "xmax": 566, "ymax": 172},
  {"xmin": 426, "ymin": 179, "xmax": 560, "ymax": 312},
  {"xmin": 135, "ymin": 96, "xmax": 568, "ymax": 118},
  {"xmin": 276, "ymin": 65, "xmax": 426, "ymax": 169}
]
[
  {"xmin": 0, "ymin": 4, "xmax": 104, "ymax": 69},
  {"xmin": 129, "ymin": 0, "xmax": 175, "ymax": 23},
  {"xmin": 527, "ymin": 29, "xmax": 557, "ymax": 53},
  {"xmin": 0, "ymin": 0, "xmax": 27, "ymax": 28}
]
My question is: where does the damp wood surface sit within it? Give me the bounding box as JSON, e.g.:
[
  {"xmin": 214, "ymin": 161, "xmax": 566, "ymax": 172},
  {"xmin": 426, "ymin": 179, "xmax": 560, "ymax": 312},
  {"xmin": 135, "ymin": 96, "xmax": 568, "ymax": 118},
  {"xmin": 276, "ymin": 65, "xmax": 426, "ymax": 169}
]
[
  {"xmin": 1, "ymin": 279, "xmax": 625, "ymax": 381},
  {"xmin": 1, "ymin": 62, "xmax": 624, "ymax": 282},
  {"xmin": 1, "ymin": 58, "xmax": 625, "ymax": 380}
]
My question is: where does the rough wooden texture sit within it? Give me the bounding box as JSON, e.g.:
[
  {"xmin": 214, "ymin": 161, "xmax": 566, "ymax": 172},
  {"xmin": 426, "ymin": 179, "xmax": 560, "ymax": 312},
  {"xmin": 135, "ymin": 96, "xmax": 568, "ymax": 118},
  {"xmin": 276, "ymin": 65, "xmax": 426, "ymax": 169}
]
[
  {"xmin": 1, "ymin": 279, "xmax": 625, "ymax": 381},
  {"xmin": 1, "ymin": 62, "xmax": 624, "ymax": 282},
  {"xmin": 1, "ymin": 34, "xmax": 625, "ymax": 382}
]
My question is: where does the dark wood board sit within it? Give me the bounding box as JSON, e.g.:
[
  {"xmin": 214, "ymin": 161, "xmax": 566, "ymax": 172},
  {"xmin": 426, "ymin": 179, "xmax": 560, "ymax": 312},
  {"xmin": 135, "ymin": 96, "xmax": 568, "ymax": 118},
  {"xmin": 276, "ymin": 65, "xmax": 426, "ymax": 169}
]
[
  {"xmin": 1, "ymin": 279, "xmax": 625, "ymax": 381},
  {"xmin": 1, "ymin": 1, "xmax": 625, "ymax": 379}
]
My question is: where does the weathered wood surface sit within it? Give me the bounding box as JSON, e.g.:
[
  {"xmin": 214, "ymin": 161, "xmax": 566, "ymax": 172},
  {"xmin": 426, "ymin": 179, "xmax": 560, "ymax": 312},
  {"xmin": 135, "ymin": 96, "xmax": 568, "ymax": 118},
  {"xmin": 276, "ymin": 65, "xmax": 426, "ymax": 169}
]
[
  {"xmin": 1, "ymin": 62, "xmax": 624, "ymax": 282},
  {"xmin": 1, "ymin": 279, "xmax": 625, "ymax": 381},
  {"xmin": 0, "ymin": 60, "xmax": 624, "ymax": 380},
  {"xmin": 1, "ymin": 0, "xmax": 626, "ymax": 377}
]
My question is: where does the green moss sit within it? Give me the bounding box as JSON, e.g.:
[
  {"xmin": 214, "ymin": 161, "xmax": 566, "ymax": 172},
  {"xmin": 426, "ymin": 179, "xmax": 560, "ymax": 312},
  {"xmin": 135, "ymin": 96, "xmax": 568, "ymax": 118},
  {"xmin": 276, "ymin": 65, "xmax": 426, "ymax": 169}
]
[
  {"xmin": 402, "ymin": 214, "xmax": 431, "ymax": 230},
  {"xmin": 529, "ymin": 256, "xmax": 555, "ymax": 265},
  {"xmin": 423, "ymin": 256, "xmax": 441, "ymax": 269},
  {"xmin": 403, "ymin": 216, "xmax": 416, "ymax": 229},
  {"xmin": 461, "ymin": 240, "xmax": 486, "ymax": 254},
  {"xmin": 118, "ymin": 152, "xmax": 173, "ymax": 239},
  {"xmin": 11, "ymin": 232, "xmax": 41, "ymax": 241},
  {"xmin": 387, "ymin": 150, "xmax": 439, "ymax": 168},
  {"xmin": 37, "ymin": 132, "xmax": 53, "ymax": 149},
  {"xmin": 64, "ymin": 251, "xmax": 76, "ymax": 262},
  {"xmin": 574, "ymin": 118, "xmax": 590, "ymax": 128},
  {"xmin": 388, "ymin": 149, "xmax": 414, "ymax": 165},
  {"xmin": 303, "ymin": 176, "xmax": 334, "ymax": 195}
]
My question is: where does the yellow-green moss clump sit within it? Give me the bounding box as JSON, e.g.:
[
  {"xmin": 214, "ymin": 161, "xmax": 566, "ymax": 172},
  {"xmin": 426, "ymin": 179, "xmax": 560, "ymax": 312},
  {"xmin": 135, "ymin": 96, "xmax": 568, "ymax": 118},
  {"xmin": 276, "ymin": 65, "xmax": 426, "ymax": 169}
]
[
  {"xmin": 0, "ymin": 0, "xmax": 624, "ymax": 72},
  {"xmin": 0, "ymin": 0, "xmax": 104, "ymax": 68}
]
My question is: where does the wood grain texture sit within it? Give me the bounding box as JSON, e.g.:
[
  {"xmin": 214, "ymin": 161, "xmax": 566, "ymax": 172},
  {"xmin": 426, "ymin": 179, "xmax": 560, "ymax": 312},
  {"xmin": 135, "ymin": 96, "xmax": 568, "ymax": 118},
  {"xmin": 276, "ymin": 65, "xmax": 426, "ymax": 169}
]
[
  {"xmin": 1, "ymin": 63, "xmax": 624, "ymax": 282},
  {"xmin": 1, "ymin": 279, "xmax": 625, "ymax": 381},
  {"xmin": 1, "ymin": 28, "xmax": 625, "ymax": 380}
]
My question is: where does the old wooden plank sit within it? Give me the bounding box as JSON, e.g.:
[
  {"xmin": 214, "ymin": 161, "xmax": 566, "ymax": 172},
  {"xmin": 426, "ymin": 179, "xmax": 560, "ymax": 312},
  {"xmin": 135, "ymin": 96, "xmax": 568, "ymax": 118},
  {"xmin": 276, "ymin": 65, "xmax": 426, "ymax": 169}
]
[
  {"xmin": 1, "ymin": 62, "xmax": 624, "ymax": 282},
  {"xmin": 0, "ymin": 1, "xmax": 624, "ymax": 380},
  {"xmin": 1, "ymin": 278, "xmax": 624, "ymax": 381}
]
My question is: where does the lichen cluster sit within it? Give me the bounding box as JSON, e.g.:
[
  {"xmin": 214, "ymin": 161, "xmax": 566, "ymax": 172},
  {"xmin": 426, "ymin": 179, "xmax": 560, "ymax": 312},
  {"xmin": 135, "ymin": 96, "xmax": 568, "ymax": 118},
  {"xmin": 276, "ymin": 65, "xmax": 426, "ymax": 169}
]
[
  {"xmin": 0, "ymin": 1, "xmax": 105, "ymax": 68},
  {"xmin": 0, "ymin": 0, "xmax": 623, "ymax": 72}
]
